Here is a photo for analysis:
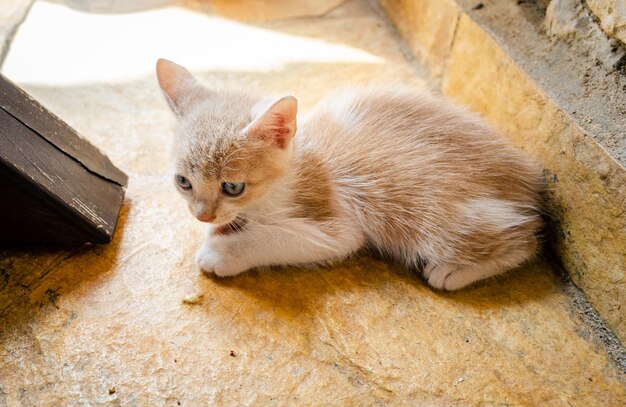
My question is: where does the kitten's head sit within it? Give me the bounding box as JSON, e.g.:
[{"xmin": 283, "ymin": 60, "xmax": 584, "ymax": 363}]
[{"xmin": 156, "ymin": 59, "xmax": 297, "ymax": 226}]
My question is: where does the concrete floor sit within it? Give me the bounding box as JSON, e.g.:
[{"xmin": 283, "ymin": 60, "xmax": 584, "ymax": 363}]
[{"xmin": 1, "ymin": 0, "xmax": 625, "ymax": 405}]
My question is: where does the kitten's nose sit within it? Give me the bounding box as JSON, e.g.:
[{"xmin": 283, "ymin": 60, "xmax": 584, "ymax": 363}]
[{"xmin": 196, "ymin": 215, "xmax": 216, "ymax": 223}]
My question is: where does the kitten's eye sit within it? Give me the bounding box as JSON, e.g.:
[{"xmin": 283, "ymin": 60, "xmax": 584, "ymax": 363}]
[
  {"xmin": 175, "ymin": 174, "xmax": 192, "ymax": 190},
  {"xmin": 221, "ymin": 181, "xmax": 245, "ymax": 196}
]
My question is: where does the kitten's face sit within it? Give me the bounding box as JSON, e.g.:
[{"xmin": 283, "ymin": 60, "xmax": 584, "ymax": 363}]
[
  {"xmin": 156, "ymin": 59, "xmax": 297, "ymax": 226},
  {"xmin": 172, "ymin": 109, "xmax": 291, "ymax": 225}
]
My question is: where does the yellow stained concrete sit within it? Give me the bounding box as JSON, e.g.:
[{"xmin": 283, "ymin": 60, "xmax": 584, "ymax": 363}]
[{"xmin": 0, "ymin": 0, "xmax": 625, "ymax": 404}]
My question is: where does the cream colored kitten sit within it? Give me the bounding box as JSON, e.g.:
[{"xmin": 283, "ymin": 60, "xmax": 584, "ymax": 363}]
[{"xmin": 156, "ymin": 59, "xmax": 543, "ymax": 291}]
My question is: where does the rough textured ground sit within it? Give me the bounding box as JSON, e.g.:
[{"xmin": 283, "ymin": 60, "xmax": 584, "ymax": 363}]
[{"xmin": 0, "ymin": 0, "xmax": 625, "ymax": 405}]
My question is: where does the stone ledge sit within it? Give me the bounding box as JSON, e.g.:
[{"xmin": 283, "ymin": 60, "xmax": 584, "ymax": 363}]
[{"xmin": 380, "ymin": 0, "xmax": 626, "ymax": 343}]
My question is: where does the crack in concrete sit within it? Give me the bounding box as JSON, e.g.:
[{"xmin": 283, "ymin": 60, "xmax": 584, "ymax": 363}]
[
  {"xmin": 321, "ymin": 339, "xmax": 394, "ymax": 398},
  {"xmin": 444, "ymin": 11, "xmax": 463, "ymax": 84}
]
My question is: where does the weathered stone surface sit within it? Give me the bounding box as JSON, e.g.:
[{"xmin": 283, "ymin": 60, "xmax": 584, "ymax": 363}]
[
  {"xmin": 1, "ymin": 0, "xmax": 624, "ymax": 404},
  {"xmin": 382, "ymin": 2, "xmax": 626, "ymax": 165},
  {"xmin": 0, "ymin": 0, "xmax": 32, "ymax": 64},
  {"xmin": 545, "ymin": 0, "xmax": 624, "ymax": 69},
  {"xmin": 453, "ymin": 2, "xmax": 626, "ymax": 169},
  {"xmin": 587, "ymin": 0, "xmax": 626, "ymax": 46},
  {"xmin": 379, "ymin": 0, "xmax": 460, "ymax": 79},
  {"xmin": 442, "ymin": 13, "xmax": 626, "ymax": 344}
]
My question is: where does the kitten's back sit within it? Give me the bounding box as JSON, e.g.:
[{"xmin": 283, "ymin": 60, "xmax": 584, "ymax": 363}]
[{"xmin": 298, "ymin": 85, "xmax": 543, "ymax": 278}]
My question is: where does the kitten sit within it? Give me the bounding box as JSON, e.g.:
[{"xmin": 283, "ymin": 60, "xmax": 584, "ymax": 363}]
[{"xmin": 156, "ymin": 58, "xmax": 543, "ymax": 291}]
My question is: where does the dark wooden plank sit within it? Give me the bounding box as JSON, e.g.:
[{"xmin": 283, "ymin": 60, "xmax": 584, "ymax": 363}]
[
  {"xmin": 0, "ymin": 107, "xmax": 125, "ymax": 243},
  {"xmin": 0, "ymin": 73, "xmax": 128, "ymax": 187},
  {"xmin": 0, "ymin": 166, "xmax": 101, "ymax": 243}
]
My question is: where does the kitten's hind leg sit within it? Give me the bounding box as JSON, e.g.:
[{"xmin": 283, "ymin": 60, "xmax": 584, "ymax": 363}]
[
  {"xmin": 423, "ymin": 260, "xmax": 526, "ymax": 291},
  {"xmin": 423, "ymin": 213, "xmax": 540, "ymax": 290}
]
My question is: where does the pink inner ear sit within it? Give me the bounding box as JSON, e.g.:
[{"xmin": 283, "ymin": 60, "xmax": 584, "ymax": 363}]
[
  {"xmin": 249, "ymin": 116, "xmax": 289, "ymax": 148},
  {"xmin": 269, "ymin": 115, "xmax": 292, "ymax": 148},
  {"xmin": 249, "ymin": 97, "xmax": 297, "ymax": 149}
]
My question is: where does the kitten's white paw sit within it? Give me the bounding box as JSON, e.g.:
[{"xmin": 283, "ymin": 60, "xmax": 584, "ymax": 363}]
[
  {"xmin": 195, "ymin": 244, "xmax": 247, "ymax": 277},
  {"xmin": 439, "ymin": 269, "xmax": 475, "ymax": 291},
  {"xmin": 424, "ymin": 263, "xmax": 458, "ymax": 291},
  {"xmin": 422, "ymin": 263, "xmax": 437, "ymax": 280},
  {"xmin": 424, "ymin": 263, "xmax": 477, "ymax": 291},
  {"xmin": 424, "ymin": 263, "xmax": 506, "ymax": 291},
  {"xmin": 424, "ymin": 263, "xmax": 450, "ymax": 290}
]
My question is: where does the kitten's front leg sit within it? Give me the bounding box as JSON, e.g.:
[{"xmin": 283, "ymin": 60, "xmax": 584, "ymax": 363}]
[
  {"xmin": 195, "ymin": 233, "xmax": 250, "ymax": 277},
  {"xmin": 196, "ymin": 219, "xmax": 364, "ymax": 277}
]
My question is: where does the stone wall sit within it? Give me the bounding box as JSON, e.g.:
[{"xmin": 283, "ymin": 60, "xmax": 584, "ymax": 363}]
[
  {"xmin": 587, "ymin": 0, "xmax": 626, "ymax": 46},
  {"xmin": 545, "ymin": 0, "xmax": 625, "ymax": 70},
  {"xmin": 543, "ymin": 0, "xmax": 626, "ymax": 48}
]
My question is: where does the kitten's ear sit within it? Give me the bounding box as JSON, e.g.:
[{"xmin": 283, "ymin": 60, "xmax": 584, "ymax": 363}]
[
  {"xmin": 156, "ymin": 58, "xmax": 200, "ymax": 116},
  {"xmin": 247, "ymin": 96, "xmax": 297, "ymax": 149}
]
